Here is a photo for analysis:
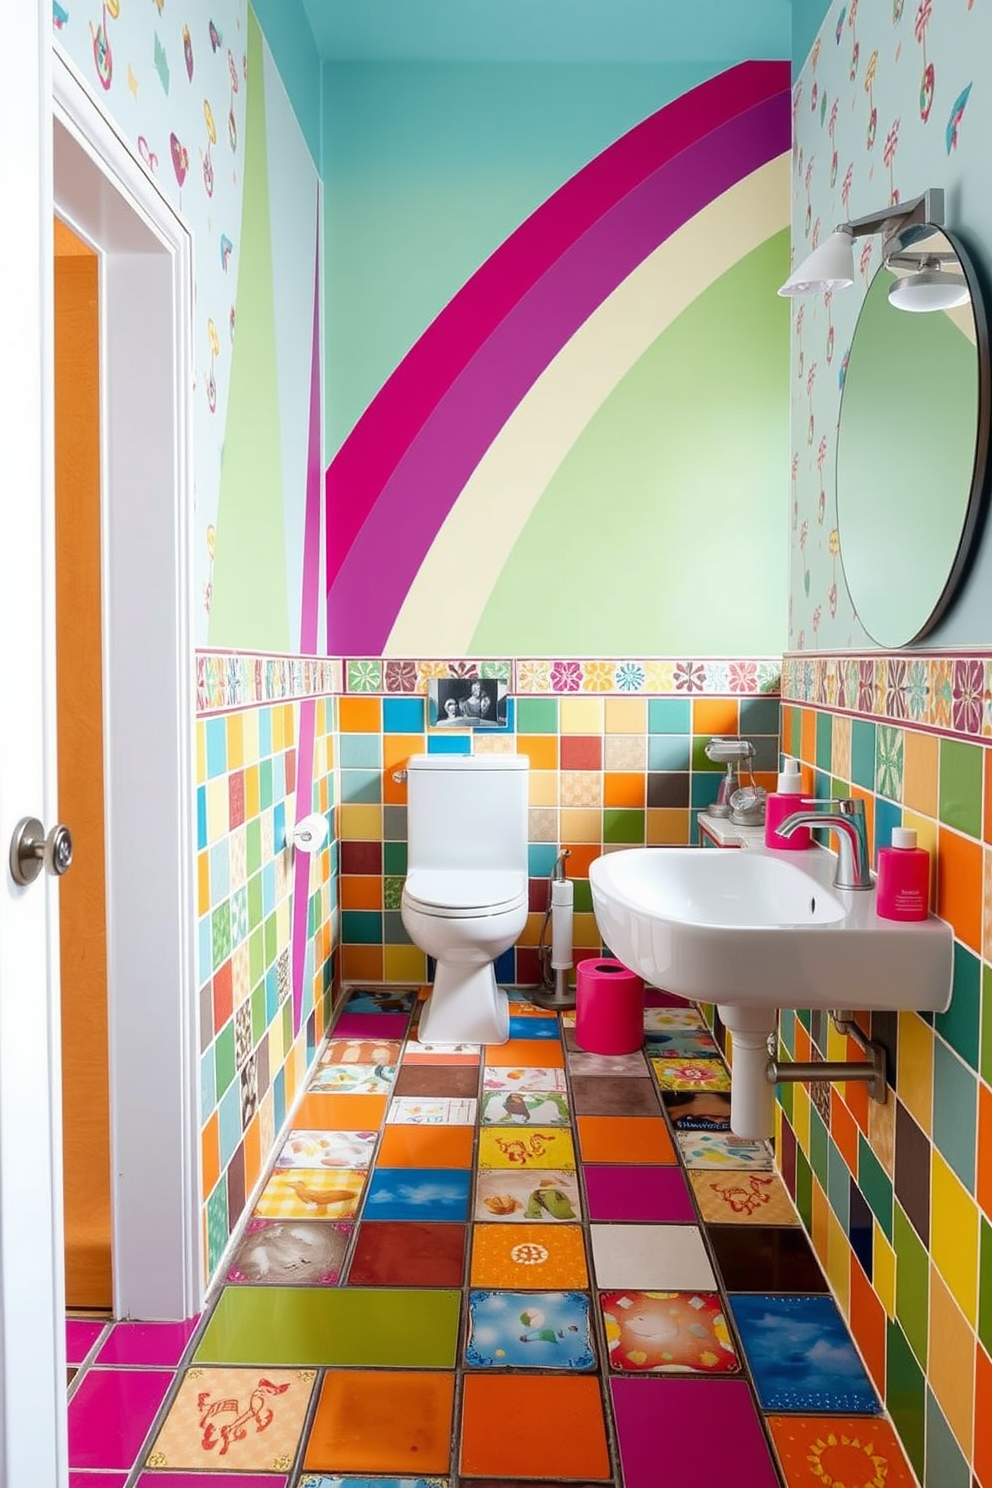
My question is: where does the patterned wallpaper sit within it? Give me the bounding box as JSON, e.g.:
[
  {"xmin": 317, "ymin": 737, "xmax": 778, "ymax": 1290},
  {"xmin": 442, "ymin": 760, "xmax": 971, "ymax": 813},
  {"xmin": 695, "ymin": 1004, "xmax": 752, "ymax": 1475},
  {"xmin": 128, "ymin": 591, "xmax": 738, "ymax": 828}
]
[
  {"xmin": 54, "ymin": 2, "xmax": 323, "ymax": 655},
  {"xmin": 789, "ymin": 0, "xmax": 991, "ymax": 650}
]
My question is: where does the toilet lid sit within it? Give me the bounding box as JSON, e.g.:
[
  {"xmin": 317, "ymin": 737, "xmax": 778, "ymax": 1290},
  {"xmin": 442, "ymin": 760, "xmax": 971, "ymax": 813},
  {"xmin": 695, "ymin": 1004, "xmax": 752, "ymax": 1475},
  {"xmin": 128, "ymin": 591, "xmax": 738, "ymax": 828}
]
[{"xmin": 403, "ymin": 868, "xmax": 526, "ymax": 916}]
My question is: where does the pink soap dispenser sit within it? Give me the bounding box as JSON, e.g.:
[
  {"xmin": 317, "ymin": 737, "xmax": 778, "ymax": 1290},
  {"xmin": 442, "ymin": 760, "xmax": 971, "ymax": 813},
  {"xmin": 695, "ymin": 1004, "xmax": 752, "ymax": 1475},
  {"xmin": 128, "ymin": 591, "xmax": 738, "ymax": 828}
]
[
  {"xmin": 764, "ymin": 757, "xmax": 811, "ymax": 851},
  {"xmin": 876, "ymin": 827, "xmax": 929, "ymax": 922}
]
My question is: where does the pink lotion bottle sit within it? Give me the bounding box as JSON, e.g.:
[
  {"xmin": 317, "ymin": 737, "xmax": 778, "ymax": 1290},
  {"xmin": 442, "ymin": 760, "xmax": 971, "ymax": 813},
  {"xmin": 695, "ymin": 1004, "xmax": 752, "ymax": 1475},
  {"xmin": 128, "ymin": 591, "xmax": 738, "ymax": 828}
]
[
  {"xmin": 764, "ymin": 757, "xmax": 811, "ymax": 850},
  {"xmin": 876, "ymin": 827, "xmax": 929, "ymax": 922}
]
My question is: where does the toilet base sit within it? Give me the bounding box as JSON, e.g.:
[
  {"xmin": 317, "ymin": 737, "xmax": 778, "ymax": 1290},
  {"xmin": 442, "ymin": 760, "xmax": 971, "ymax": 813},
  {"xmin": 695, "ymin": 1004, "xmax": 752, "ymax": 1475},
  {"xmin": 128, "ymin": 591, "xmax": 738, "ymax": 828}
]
[{"xmin": 417, "ymin": 961, "xmax": 510, "ymax": 1045}]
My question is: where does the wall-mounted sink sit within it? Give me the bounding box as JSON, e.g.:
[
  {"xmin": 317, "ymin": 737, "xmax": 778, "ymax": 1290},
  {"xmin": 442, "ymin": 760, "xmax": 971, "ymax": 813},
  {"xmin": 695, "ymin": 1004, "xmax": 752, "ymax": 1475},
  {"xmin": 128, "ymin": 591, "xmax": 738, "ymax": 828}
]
[{"xmin": 589, "ymin": 845, "xmax": 953, "ymax": 1137}]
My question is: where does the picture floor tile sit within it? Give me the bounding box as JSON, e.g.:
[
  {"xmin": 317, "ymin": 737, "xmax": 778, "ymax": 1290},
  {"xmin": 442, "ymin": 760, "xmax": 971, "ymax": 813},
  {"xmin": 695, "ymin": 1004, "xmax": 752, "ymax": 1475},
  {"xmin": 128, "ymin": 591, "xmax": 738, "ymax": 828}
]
[
  {"xmin": 766, "ymin": 1414, "xmax": 918, "ymax": 1486},
  {"xmin": 651, "ymin": 1057, "xmax": 731, "ymax": 1091},
  {"xmin": 507, "ymin": 1015, "xmax": 560, "ymax": 1039},
  {"xmin": 459, "ymin": 1374, "xmax": 611, "ymax": 1480},
  {"xmin": 729, "ymin": 1294, "xmax": 882, "ymax": 1414},
  {"xmin": 344, "ymin": 989, "xmax": 418, "ymax": 1014},
  {"xmin": 600, "ymin": 1289, "xmax": 739, "ymax": 1373},
  {"xmin": 662, "ymin": 1090, "xmax": 732, "ymax": 1129},
  {"xmin": 309, "ymin": 1063, "xmax": 397, "ymax": 1096},
  {"xmin": 481, "ymin": 1089, "xmax": 570, "ymax": 1125},
  {"xmin": 643, "ymin": 1007, "xmax": 706, "ymax": 1031},
  {"xmin": 401, "ymin": 1040, "xmax": 480, "ymax": 1065},
  {"xmin": 474, "ymin": 1169, "xmax": 582, "ymax": 1223},
  {"xmin": 363, "ymin": 1167, "xmax": 472, "ymax": 1221},
  {"xmin": 644, "ymin": 1029, "xmax": 720, "ymax": 1058},
  {"xmin": 470, "ymin": 1223, "xmax": 589, "ymax": 1289},
  {"xmin": 144, "ymin": 1366, "xmax": 314, "ymax": 1472},
  {"xmin": 387, "ymin": 1096, "xmax": 477, "ymax": 1124},
  {"xmin": 303, "ymin": 1370, "xmax": 455, "ymax": 1476},
  {"xmin": 225, "ymin": 1219, "xmax": 352, "ymax": 1286},
  {"xmin": 320, "ymin": 1038, "xmax": 403, "ymax": 1067},
  {"xmin": 477, "ymin": 1126, "xmax": 575, "ymax": 1169},
  {"xmin": 676, "ymin": 1131, "xmax": 773, "ymax": 1170},
  {"xmin": 690, "ymin": 1170, "xmax": 800, "ymax": 1226},
  {"xmin": 465, "ymin": 1289, "xmax": 595, "ymax": 1369},
  {"xmin": 482, "ymin": 1064, "xmax": 566, "ymax": 1091},
  {"xmin": 566, "ymin": 1049, "xmax": 650, "ymax": 1078},
  {"xmin": 254, "ymin": 1168, "xmax": 365, "ymax": 1221},
  {"xmin": 275, "ymin": 1129, "xmax": 377, "ymax": 1170}
]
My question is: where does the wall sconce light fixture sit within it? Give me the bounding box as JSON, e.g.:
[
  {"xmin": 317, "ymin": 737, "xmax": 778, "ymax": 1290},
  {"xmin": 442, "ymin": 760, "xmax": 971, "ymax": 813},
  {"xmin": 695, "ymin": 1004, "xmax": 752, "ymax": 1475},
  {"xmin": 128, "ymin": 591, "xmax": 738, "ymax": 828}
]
[{"xmin": 778, "ymin": 187, "xmax": 951, "ymax": 308}]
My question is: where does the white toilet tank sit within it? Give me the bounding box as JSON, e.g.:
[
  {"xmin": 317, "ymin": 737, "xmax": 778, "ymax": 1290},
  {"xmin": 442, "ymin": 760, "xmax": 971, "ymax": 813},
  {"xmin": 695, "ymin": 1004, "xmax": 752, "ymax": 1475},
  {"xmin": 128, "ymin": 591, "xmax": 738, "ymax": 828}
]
[{"xmin": 406, "ymin": 754, "xmax": 528, "ymax": 874}]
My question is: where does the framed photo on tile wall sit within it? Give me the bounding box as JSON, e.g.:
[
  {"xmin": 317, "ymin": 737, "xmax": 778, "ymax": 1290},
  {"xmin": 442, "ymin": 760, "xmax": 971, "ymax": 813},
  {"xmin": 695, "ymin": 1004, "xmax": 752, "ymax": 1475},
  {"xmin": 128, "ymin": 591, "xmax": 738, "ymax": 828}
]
[{"xmin": 428, "ymin": 677, "xmax": 508, "ymax": 729}]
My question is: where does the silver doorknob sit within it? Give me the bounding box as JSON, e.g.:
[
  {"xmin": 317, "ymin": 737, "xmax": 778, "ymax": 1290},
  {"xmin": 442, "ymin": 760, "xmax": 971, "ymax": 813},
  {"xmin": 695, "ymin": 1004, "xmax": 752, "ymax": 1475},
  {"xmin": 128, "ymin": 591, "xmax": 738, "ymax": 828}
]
[{"xmin": 9, "ymin": 816, "xmax": 73, "ymax": 886}]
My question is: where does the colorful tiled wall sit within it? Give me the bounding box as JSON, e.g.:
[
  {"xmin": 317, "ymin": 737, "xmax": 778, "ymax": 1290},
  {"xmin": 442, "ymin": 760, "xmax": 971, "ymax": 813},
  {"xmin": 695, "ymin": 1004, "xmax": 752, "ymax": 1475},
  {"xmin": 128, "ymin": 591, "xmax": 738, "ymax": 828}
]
[
  {"xmin": 196, "ymin": 687, "xmax": 338, "ymax": 1282},
  {"xmin": 777, "ymin": 652, "xmax": 992, "ymax": 1487},
  {"xmin": 335, "ymin": 658, "xmax": 781, "ymax": 988}
]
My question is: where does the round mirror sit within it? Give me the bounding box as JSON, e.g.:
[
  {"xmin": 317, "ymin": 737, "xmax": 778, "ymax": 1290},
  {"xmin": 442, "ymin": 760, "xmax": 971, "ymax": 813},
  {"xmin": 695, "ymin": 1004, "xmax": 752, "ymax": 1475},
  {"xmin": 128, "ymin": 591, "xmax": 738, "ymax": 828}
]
[{"xmin": 837, "ymin": 225, "xmax": 991, "ymax": 647}]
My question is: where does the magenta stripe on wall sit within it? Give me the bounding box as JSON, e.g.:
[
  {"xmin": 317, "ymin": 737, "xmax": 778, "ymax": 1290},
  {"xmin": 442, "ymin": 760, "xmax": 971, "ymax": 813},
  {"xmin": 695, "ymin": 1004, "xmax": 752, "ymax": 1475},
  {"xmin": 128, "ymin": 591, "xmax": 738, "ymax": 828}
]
[{"xmin": 326, "ymin": 64, "xmax": 789, "ymax": 653}]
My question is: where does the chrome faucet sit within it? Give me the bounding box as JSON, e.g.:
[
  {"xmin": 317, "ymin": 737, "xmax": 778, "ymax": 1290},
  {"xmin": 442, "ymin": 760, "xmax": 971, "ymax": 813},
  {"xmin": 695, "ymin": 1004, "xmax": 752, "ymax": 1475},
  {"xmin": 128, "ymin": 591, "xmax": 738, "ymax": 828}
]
[{"xmin": 777, "ymin": 797, "xmax": 873, "ymax": 891}]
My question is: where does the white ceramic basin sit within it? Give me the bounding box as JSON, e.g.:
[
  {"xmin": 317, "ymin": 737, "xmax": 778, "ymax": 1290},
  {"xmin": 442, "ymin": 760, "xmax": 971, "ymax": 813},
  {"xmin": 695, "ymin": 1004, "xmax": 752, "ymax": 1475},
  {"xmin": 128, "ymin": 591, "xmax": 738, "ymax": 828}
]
[{"xmin": 588, "ymin": 846, "xmax": 953, "ymax": 1014}]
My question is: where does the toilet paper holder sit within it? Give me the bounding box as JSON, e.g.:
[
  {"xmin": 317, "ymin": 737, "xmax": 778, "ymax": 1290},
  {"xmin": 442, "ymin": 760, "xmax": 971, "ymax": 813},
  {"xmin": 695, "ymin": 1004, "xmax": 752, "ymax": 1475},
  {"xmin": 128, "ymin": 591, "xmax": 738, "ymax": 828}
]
[{"xmin": 289, "ymin": 813, "xmax": 329, "ymax": 852}]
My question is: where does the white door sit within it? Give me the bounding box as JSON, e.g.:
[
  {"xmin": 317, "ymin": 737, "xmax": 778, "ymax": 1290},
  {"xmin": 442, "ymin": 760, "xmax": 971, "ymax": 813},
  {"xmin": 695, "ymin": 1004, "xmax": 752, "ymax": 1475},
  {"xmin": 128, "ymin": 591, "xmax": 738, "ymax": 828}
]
[{"xmin": 0, "ymin": 7, "xmax": 69, "ymax": 1483}]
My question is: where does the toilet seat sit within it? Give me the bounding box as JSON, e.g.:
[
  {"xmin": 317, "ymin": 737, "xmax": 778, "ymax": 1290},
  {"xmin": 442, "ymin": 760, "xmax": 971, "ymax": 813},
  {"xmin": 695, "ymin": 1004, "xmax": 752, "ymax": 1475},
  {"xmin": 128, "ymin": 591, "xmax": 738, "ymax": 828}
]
[{"xmin": 403, "ymin": 868, "xmax": 526, "ymax": 918}]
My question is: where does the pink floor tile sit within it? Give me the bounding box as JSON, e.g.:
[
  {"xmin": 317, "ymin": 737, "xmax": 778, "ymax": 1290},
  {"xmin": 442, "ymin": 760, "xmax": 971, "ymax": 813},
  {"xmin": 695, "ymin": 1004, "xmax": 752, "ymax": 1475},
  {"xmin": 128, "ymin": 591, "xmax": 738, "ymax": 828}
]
[
  {"xmin": 584, "ymin": 1163, "xmax": 696, "ymax": 1222},
  {"xmin": 66, "ymin": 1318, "xmax": 107, "ymax": 1365},
  {"xmin": 68, "ymin": 1367, "xmax": 174, "ymax": 1469},
  {"xmin": 332, "ymin": 1012, "xmax": 409, "ymax": 1038},
  {"xmin": 610, "ymin": 1376, "xmax": 779, "ymax": 1487},
  {"xmin": 69, "ymin": 1474, "xmax": 128, "ymax": 1488},
  {"xmin": 95, "ymin": 1318, "xmax": 200, "ymax": 1368},
  {"xmin": 132, "ymin": 1476, "xmax": 287, "ymax": 1487}
]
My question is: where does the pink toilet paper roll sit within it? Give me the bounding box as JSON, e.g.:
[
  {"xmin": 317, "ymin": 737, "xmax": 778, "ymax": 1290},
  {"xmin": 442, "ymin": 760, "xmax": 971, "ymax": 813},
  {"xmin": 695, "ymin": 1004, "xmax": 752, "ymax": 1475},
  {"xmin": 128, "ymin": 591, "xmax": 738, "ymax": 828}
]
[{"xmin": 575, "ymin": 958, "xmax": 644, "ymax": 1055}]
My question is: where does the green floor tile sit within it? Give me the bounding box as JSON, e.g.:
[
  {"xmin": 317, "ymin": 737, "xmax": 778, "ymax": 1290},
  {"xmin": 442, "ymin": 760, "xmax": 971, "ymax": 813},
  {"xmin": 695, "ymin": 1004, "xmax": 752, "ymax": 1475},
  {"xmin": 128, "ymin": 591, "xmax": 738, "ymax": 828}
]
[{"xmin": 195, "ymin": 1286, "xmax": 462, "ymax": 1367}]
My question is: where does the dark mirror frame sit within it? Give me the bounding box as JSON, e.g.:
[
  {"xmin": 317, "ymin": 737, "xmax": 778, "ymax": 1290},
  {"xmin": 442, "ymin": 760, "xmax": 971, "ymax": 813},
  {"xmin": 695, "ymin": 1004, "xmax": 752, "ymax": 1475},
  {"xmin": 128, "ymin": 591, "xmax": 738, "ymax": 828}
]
[{"xmin": 836, "ymin": 224, "xmax": 992, "ymax": 647}]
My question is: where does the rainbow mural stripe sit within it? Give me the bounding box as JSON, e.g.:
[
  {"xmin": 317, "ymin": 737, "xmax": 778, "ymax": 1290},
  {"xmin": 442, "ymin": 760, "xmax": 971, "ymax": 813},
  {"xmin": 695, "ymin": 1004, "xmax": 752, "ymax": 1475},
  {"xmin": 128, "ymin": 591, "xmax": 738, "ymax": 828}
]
[{"xmin": 325, "ymin": 60, "xmax": 791, "ymax": 656}]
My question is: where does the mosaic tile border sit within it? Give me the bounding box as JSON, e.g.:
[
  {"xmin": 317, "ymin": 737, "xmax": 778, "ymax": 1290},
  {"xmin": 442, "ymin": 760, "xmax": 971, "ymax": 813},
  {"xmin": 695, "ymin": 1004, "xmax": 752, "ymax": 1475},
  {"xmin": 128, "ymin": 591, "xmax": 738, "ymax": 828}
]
[
  {"xmin": 196, "ymin": 652, "xmax": 342, "ymax": 716},
  {"xmin": 345, "ymin": 658, "xmax": 782, "ymax": 697},
  {"xmin": 782, "ymin": 652, "xmax": 992, "ymax": 742}
]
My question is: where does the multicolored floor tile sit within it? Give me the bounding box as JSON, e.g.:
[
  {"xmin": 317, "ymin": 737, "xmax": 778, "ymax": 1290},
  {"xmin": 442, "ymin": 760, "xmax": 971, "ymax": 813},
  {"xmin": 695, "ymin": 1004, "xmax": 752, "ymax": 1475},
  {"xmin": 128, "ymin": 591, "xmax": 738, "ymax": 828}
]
[
  {"xmin": 644, "ymin": 1029, "xmax": 720, "ymax": 1058},
  {"xmin": 144, "ymin": 1367, "xmax": 314, "ymax": 1472},
  {"xmin": 346, "ymin": 1221, "xmax": 468, "ymax": 1288},
  {"xmin": 729, "ymin": 1294, "xmax": 882, "ymax": 1414},
  {"xmin": 643, "ymin": 1007, "xmax": 706, "ymax": 1031},
  {"xmin": 470, "ymin": 1223, "xmax": 589, "ymax": 1289},
  {"xmin": 480, "ymin": 1089, "xmax": 570, "ymax": 1125},
  {"xmin": 611, "ymin": 1377, "xmax": 781, "ymax": 1488},
  {"xmin": 583, "ymin": 1164, "xmax": 695, "ymax": 1222},
  {"xmin": 303, "ymin": 1371, "xmax": 455, "ymax": 1476},
  {"xmin": 363, "ymin": 1168, "xmax": 471, "ymax": 1222},
  {"xmin": 465, "ymin": 1289, "xmax": 595, "ymax": 1370},
  {"xmin": 254, "ymin": 1169, "xmax": 365, "ymax": 1221},
  {"xmin": 662, "ymin": 1090, "xmax": 732, "ymax": 1129},
  {"xmin": 651, "ymin": 1057, "xmax": 731, "ymax": 1091},
  {"xmin": 320, "ymin": 1038, "xmax": 403, "ymax": 1067},
  {"xmin": 309, "ymin": 1063, "xmax": 397, "ymax": 1096},
  {"xmin": 226, "ymin": 1219, "xmax": 352, "ymax": 1285},
  {"xmin": 690, "ymin": 1170, "xmax": 800, "ymax": 1225},
  {"xmin": 600, "ymin": 1290, "xmax": 740, "ymax": 1374},
  {"xmin": 676, "ymin": 1130, "xmax": 774, "ymax": 1170},
  {"xmin": 275, "ymin": 1129, "xmax": 377, "ymax": 1170},
  {"xmin": 766, "ymin": 1414, "xmax": 918, "ymax": 1487},
  {"xmin": 474, "ymin": 1169, "xmax": 582, "ymax": 1222},
  {"xmin": 482, "ymin": 1064, "xmax": 566, "ymax": 1091},
  {"xmin": 459, "ymin": 1375, "xmax": 611, "ymax": 1481},
  {"xmin": 477, "ymin": 1127, "xmax": 575, "ymax": 1169},
  {"xmin": 386, "ymin": 1095, "xmax": 477, "ymax": 1124},
  {"xmin": 402, "ymin": 1040, "xmax": 480, "ymax": 1064},
  {"xmin": 344, "ymin": 989, "xmax": 418, "ymax": 1015}
]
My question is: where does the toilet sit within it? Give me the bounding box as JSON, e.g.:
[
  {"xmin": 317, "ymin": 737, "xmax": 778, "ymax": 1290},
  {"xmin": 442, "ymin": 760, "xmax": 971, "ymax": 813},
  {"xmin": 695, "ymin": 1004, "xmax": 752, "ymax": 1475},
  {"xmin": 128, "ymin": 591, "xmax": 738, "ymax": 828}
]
[{"xmin": 401, "ymin": 753, "xmax": 528, "ymax": 1045}]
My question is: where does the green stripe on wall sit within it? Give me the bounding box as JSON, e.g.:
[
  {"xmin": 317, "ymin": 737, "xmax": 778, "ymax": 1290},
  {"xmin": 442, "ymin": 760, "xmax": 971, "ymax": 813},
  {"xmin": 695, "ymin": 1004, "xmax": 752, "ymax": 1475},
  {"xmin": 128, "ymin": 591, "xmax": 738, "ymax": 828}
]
[
  {"xmin": 469, "ymin": 228, "xmax": 791, "ymax": 657},
  {"xmin": 209, "ymin": 9, "xmax": 290, "ymax": 651}
]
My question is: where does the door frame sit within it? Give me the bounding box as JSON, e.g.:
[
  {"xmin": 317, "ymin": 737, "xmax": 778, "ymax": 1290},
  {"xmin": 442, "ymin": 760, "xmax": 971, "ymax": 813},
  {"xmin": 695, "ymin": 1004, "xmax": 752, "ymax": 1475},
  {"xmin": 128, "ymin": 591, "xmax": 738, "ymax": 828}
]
[{"xmin": 53, "ymin": 48, "xmax": 201, "ymax": 1320}]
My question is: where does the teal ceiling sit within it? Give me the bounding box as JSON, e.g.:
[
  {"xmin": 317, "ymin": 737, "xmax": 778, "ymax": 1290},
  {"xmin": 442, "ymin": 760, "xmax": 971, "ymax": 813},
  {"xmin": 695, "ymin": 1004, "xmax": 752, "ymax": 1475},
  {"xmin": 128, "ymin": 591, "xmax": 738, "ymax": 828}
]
[{"xmin": 301, "ymin": 0, "xmax": 792, "ymax": 63}]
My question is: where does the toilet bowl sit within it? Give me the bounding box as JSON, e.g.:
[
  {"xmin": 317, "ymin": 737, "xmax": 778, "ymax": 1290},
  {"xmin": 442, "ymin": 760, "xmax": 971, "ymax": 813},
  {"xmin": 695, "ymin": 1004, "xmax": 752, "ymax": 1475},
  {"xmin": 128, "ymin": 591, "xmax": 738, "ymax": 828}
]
[{"xmin": 400, "ymin": 753, "xmax": 529, "ymax": 1046}]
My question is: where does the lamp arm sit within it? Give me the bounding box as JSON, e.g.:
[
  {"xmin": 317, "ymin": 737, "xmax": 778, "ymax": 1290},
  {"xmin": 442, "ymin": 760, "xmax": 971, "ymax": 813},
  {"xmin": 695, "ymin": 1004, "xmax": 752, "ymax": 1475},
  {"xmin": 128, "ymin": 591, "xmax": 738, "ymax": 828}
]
[{"xmin": 841, "ymin": 187, "xmax": 943, "ymax": 244}]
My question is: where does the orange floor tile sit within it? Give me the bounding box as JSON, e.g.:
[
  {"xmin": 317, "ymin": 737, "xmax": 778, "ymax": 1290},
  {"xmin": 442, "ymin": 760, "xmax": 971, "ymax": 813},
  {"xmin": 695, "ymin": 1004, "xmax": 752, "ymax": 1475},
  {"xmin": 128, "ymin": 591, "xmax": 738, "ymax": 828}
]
[
  {"xmin": 376, "ymin": 1124, "xmax": 474, "ymax": 1168},
  {"xmin": 460, "ymin": 1373, "xmax": 612, "ymax": 1479},
  {"xmin": 304, "ymin": 1369, "xmax": 455, "ymax": 1475},
  {"xmin": 576, "ymin": 1114, "xmax": 677, "ymax": 1163}
]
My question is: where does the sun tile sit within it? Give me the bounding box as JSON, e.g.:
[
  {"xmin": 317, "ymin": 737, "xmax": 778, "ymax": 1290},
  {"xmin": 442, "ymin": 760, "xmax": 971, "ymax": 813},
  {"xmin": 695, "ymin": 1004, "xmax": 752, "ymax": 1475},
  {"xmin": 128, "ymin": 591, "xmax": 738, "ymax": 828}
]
[
  {"xmin": 470, "ymin": 1223, "xmax": 589, "ymax": 1289},
  {"xmin": 767, "ymin": 1414, "xmax": 918, "ymax": 1487},
  {"xmin": 600, "ymin": 1289, "xmax": 740, "ymax": 1374}
]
